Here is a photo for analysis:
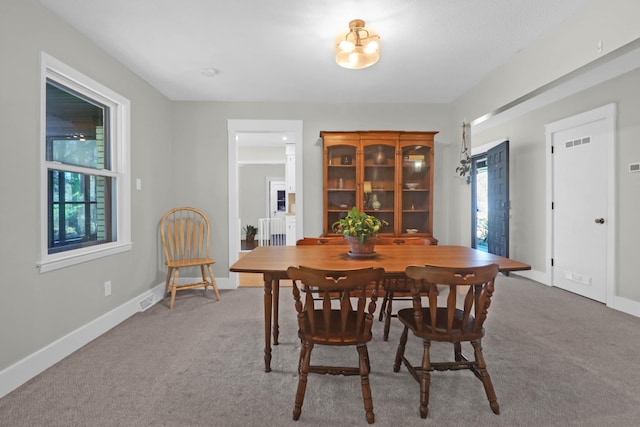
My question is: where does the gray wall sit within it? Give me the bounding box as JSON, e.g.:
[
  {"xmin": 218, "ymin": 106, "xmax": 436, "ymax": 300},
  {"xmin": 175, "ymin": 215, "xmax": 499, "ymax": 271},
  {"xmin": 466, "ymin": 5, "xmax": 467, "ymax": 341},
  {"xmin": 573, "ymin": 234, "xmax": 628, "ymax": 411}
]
[
  {"xmin": 171, "ymin": 102, "xmax": 452, "ymax": 278},
  {"xmin": 0, "ymin": 1, "xmax": 174, "ymax": 370}
]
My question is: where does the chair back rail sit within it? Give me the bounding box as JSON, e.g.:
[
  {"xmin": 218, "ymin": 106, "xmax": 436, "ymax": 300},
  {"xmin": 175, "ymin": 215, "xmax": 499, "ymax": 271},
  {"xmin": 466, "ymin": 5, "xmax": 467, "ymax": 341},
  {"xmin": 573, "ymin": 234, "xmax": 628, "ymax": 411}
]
[
  {"xmin": 295, "ymin": 237, "xmax": 348, "ymax": 245},
  {"xmin": 375, "ymin": 237, "xmax": 432, "ymax": 245}
]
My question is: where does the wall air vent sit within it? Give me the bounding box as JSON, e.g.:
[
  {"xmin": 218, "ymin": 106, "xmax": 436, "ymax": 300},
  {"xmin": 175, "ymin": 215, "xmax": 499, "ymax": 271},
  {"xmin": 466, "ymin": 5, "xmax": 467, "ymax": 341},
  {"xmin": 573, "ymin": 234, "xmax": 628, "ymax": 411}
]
[
  {"xmin": 629, "ymin": 163, "xmax": 640, "ymax": 173},
  {"xmin": 565, "ymin": 136, "xmax": 590, "ymax": 149}
]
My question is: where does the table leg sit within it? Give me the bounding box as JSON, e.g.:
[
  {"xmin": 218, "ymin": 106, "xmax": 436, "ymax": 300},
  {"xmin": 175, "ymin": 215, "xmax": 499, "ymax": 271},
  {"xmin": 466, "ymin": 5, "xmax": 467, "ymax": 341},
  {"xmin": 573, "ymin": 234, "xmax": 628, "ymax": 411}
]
[
  {"xmin": 273, "ymin": 278, "xmax": 280, "ymax": 345},
  {"xmin": 263, "ymin": 275, "xmax": 273, "ymax": 373}
]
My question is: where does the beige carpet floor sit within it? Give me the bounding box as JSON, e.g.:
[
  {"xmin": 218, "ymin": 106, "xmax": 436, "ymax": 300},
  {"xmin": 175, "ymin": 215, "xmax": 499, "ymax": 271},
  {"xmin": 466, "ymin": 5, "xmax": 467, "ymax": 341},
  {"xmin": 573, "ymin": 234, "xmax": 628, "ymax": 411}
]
[{"xmin": 2, "ymin": 274, "xmax": 640, "ymax": 426}]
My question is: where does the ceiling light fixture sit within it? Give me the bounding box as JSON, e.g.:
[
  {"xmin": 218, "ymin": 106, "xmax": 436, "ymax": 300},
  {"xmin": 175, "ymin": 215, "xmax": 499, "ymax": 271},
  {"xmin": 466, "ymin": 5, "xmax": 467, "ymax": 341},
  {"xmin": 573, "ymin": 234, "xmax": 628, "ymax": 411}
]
[{"xmin": 335, "ymin": 19, "xmax": 380, "ymax": 69}]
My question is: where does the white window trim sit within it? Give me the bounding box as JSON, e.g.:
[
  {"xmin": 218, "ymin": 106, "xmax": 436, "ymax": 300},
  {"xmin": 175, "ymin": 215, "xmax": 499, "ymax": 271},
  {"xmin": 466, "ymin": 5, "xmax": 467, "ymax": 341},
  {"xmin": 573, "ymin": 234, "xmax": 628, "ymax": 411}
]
[{"xmin": 39, "ymin": 52, "xmax": 132, "ymax": 273}]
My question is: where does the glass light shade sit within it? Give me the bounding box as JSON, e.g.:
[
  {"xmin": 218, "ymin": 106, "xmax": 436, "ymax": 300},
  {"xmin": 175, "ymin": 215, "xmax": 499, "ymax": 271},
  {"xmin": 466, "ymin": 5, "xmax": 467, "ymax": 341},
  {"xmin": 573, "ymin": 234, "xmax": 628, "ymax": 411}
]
[
  {"xmin": 364, "ymin": 40, "xmax": 379, "ymax": 54},
  {"xmin": 339, "ymin": 40, "xmax": 356, "ymax": 52},
  {"xmin": 335, "ymin": 19, "xmax": 380, "ymax": 69}
]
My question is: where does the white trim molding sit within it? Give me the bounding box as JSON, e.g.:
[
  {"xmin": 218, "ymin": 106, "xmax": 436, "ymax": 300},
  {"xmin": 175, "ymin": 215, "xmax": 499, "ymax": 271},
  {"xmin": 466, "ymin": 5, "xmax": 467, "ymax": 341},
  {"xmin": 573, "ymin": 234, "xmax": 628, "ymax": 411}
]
[{"xmin": 39, "ymin": 52, "xmax": 132, "ymax": 273}]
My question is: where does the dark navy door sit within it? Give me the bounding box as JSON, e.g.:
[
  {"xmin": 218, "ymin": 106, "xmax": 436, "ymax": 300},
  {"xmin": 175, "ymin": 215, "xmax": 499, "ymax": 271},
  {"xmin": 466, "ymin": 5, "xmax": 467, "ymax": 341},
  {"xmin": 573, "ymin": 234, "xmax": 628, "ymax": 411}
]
[{"xmin": 487, "ymin": 141, "xmax": 509, "ymax": 258}]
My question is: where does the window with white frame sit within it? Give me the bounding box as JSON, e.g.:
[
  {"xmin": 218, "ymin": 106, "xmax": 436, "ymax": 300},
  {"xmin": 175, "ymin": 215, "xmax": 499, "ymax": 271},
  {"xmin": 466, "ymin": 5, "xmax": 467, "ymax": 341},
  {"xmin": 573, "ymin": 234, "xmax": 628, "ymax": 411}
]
[{"xmin": 40, "ymin": 53, "xmax": 131, "ymax": 272}]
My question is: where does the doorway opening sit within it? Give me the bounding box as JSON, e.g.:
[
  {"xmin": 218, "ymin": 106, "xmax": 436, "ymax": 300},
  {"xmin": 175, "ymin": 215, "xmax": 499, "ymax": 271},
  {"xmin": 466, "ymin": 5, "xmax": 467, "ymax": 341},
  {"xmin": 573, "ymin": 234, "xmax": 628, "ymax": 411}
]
[
  {"xmin": 258, "ymin": 178, "xmax": 286, "ymax": 247},
  {"xmin": 268, "ymin": 179, "xmax": 286, "ymax": 220},
  {"xmin": 227, "ymin": 120, "xmax": 304, "ymax": 288},
  {"xmin": 471, "ymin": 156, "xmax": 488, "ymax": 252},
  {"xmin": 470, "ymin": 139, "xmax": 509, "ymax": 258}
]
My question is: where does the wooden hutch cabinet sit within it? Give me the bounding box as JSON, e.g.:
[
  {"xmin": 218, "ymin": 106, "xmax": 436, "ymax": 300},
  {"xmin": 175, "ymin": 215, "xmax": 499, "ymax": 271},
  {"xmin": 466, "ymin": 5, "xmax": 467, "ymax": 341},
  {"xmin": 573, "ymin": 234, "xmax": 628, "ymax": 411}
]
[{"xmin": 321, "ymin": 131, "xmax": 437, "ymax": 243}]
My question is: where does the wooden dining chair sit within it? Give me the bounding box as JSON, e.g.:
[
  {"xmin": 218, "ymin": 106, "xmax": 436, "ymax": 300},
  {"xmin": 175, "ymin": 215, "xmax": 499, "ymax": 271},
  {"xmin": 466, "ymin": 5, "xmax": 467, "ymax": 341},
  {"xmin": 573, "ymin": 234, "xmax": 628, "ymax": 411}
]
[
  {"xmin": 287, "ymin": 265, "xmax": 385, "ymax": 424},
  {"xmin": 159, "ymin": 207, "xmax": 221, "ymax": 309},
  {"xmin": 376, "ymin": 237, "xmax": 434, "ymax": 341},
  {"xmin": 295, "ymin": 237, "xmax": 348, "ymax": 245},
  {"xmin": 393, "ymin": 263, "xmax": 500, "ymax": 418}
]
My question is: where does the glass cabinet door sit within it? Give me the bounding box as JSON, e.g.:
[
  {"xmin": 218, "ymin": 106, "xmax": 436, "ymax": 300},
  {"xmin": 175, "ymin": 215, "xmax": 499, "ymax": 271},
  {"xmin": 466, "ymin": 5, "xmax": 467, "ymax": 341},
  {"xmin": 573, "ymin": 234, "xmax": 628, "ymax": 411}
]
[
  {"xmin": 325, "ymin": 144, "xmax": 357, "ymax": 233},
  {"xmin": 363, "ymin": 143, "xmax": 395, "ymax": 234},
  {"xmin": 400, "ymin": 144, "xmax": 432, "ymax": 235}
]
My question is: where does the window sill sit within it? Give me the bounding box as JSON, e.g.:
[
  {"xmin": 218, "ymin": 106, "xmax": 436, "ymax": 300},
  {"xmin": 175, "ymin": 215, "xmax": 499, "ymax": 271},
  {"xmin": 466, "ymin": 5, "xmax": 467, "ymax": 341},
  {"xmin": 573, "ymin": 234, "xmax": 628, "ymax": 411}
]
[{"xmin": 38, "ymin": 242, "xmax": 133, "ymax": 273}]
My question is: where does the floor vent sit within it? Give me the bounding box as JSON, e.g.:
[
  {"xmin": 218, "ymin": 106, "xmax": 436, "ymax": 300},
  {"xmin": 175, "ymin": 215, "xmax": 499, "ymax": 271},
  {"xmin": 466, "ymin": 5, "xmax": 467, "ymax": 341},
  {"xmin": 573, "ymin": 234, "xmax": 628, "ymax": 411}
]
[{"xmin": 139, "ymin": 295, "xmax": 154, "ymax": 311}]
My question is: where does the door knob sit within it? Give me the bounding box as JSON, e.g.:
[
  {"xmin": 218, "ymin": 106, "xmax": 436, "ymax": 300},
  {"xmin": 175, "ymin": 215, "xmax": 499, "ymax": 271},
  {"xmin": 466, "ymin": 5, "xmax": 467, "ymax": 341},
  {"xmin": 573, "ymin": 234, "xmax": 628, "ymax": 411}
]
[{"xmin": 595, "ymin": 218, "xmax": 605, "ymax": 224}]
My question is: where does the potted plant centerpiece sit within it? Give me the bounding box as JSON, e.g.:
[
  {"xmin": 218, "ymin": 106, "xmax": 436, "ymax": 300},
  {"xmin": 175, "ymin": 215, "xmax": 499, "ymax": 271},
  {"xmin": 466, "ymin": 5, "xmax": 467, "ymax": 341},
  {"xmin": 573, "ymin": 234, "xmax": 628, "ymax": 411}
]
[{"xmin": 332, "ymin": 207, "xmax": 388, "ymax": 257}]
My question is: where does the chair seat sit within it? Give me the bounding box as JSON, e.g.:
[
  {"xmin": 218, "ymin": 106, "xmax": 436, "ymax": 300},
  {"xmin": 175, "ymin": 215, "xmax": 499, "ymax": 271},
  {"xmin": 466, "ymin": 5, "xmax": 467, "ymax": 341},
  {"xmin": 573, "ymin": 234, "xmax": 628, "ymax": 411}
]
[
  {"xmin": 397, "ymin": 307, "xmax": 484, "ymax": 342},
  {"xmin": 301, "ymin": 311, "xmax": 372, "ymax": 345}
]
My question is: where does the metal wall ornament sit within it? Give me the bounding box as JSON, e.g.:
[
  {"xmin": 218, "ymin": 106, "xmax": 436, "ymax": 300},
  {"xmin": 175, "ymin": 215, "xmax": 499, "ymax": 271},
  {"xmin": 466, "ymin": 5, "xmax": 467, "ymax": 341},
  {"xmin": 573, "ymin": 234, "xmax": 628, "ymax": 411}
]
[{"xmin": 456, "ymin": 121, "xmax": 471, "ymax": 184}]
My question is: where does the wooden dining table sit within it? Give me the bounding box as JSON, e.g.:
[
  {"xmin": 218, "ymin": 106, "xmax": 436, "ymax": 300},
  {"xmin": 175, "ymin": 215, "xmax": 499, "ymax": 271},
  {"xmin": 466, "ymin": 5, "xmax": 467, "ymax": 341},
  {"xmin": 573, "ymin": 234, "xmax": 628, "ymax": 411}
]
[{"xmin": 229, "ymin": 244, "xmax": 531, "ymax": 372}]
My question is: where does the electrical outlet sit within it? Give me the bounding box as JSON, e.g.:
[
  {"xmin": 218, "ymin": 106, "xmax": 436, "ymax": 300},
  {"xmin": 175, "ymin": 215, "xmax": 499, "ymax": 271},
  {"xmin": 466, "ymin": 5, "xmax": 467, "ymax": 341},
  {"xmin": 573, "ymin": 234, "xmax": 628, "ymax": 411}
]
[{"xmin": 104, "ymin": 281, "xmax": 112, "ymax": 296}]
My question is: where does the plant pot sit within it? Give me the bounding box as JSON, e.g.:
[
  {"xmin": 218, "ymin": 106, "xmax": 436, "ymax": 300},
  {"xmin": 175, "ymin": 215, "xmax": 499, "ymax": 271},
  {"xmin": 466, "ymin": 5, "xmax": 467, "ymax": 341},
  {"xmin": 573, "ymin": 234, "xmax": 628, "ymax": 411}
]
[{"xmin": 346, "ymin": 235, "xmax": 376, "ymax": 254}]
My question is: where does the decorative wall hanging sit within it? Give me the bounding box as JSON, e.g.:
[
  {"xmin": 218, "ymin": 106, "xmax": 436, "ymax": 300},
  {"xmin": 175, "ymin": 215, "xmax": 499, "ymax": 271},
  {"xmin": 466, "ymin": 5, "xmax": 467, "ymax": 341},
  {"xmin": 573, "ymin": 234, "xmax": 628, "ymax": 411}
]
[{"xmin": 456, "ymin": 121, "xmax": 471, "ymax": 184}]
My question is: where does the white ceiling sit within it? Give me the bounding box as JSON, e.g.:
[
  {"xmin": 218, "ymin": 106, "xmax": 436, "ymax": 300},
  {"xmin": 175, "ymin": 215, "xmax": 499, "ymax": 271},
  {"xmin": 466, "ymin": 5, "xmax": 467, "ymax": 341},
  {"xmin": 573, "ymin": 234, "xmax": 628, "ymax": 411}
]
[{"xmin": 38, "ymin": 0, "xmax": 592, "ymax": 104}]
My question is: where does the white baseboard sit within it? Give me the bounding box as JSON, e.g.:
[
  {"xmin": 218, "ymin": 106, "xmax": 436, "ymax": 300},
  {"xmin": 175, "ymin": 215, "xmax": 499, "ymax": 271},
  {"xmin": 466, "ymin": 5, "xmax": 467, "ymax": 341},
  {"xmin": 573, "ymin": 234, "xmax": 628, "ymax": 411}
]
[
  {"xmin": 612, "ymin": 295, "xmax": 640, "ymax": 318},
  {"xmin": 510, "ymin": 268, "xmax": 549, "ymax": 285},
  {"xmin": 0, "ymin": 275, "xmax": 232, "ymax": 399},
  {"xmin": 511, "ymin": 270, "xmax": 640, "ymax": 319}
]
